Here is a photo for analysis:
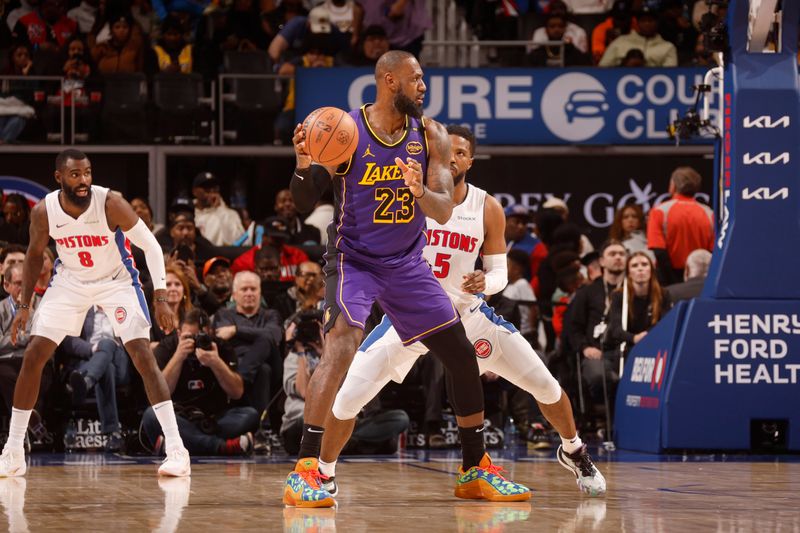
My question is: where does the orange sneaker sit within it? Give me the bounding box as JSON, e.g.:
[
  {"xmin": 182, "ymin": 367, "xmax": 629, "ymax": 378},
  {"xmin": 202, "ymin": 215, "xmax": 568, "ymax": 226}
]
[
  {"xmin": 454, "ymin": 454, "xmax": 531, "ymax": 502},
  {"xmin": 283, "ymin": 458, "xmax": 335, "ymax": 508}
]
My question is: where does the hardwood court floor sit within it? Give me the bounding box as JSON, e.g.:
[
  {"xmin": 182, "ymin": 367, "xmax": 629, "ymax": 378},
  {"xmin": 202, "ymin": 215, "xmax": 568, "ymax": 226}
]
[{"xmin": 2, "ymin": 454, "xmax": 799, "ymax": 532}]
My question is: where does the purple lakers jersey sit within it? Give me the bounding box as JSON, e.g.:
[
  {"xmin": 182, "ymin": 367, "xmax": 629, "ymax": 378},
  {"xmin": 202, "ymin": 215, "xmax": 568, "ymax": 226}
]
[{"xmin": 328, "ymin": 104, "xmax": 429, "ymax": 267}]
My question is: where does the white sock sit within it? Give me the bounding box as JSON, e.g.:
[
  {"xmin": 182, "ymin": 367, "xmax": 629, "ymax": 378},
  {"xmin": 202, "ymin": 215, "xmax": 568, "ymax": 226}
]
[
  {"xmin": 152, "ymin": 400, "xmax": 184, "ymax": 452},
  {"xmin": 318, "ymin": 459, "xmax": 337, "ymax": 478},
  {"xmin": 5, "ymin": 408, "xmax": 32, "ymax": 451},
  {"xmin": 561, "ymin": 434, "xmax": 583, "ymax": 455}
]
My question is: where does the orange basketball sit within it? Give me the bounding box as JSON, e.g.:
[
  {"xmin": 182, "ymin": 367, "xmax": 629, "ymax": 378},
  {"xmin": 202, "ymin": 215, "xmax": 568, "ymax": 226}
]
[{"xmin": 302, "ymin": 106, "xmax": 359, "ymax": 167}]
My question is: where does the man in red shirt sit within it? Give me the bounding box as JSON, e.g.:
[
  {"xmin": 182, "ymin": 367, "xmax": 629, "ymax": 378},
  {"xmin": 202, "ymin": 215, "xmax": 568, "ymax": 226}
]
[
  {"xmin": 15, "ymin": 0, "xmax": 77, "ymax": 52},
  {"xmin": 231, "ymin": 217, "xmax": 308, "ymax": 282},
  {"xmin": 647, "ymin": 166, "xmax": 714, "ymax": 285}
]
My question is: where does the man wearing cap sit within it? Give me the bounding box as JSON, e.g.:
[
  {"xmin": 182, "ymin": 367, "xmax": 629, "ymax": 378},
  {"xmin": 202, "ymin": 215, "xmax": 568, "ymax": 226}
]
[
  {"xmin": 198, "ymin": 256, "xmax": 233, "ymax": 316},
  {"xmin": 157, "ymin": 198, "xmax": 218, "ymax": 264},
  {"xmin": 542, "ymin": 197, "xmax": 595, "ymax": 259},
  {"xmin": 192, "ymin": 172, "xmax": 244, "ymax": 247},
  {"xmin": 599, "ymin": 6, "xmax": 678, "ymax": 67},
  {"xmin": 268, "ymin": 4, "xmax": 345, "ymax": 66}
]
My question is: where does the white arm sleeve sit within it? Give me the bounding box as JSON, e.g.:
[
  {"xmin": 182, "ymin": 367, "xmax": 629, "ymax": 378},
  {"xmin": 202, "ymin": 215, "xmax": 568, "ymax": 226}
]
[
  {"xmin": 482, "ymin": 254, "xmax": 508, "ymax": 296},
  {"xmin": 124, "ymin": 218, "xmax": 167, "ymax": 290}
]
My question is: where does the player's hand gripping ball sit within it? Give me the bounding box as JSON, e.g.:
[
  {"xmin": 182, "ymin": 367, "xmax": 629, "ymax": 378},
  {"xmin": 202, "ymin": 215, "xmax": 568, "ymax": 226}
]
[{"xmin": 302, "ymin": 107, "xmax": 359, "ymax": 166}]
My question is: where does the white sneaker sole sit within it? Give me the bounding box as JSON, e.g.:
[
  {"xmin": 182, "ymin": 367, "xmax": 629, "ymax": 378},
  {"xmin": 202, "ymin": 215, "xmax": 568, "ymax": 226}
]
[{"xmin": 557, "ymin": 447, "xmax": 606, "ymax": 497}]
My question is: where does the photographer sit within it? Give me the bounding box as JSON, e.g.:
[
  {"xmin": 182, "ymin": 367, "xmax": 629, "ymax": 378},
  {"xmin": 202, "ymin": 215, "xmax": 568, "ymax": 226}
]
[
  {"xmin": 141, "ymin": 309, "xmax": 259, "ymax": 455},
  {"xmin": 281, "ymin": 310, "xmax": 409, "ymax": 455},
  {"xmin": 280, "ymin": 310, "xmax": 324, "ymax": 454}
]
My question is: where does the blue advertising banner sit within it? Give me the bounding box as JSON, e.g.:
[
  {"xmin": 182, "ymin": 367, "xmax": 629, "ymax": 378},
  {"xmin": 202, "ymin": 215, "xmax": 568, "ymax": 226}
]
[{"xmin": 295, "ymin": 67, "xmax": 716, "ymax": 145}]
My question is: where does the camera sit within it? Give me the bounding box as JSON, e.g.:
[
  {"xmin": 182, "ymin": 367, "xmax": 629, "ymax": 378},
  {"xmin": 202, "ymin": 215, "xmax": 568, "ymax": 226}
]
[
  {"xmin": 292, "ymin": 310, "xmax": 323, "ymax": 345},
  {"xmin": 194, "ymin": 332, "xmax": 213, "ymax": 351}
]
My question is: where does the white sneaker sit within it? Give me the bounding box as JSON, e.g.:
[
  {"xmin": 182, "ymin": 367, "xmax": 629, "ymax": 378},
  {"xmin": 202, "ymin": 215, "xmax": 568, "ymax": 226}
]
[
  {"xmin": 557, "ymin": 445, "xmax": 606, "ymax": 496},
  {"xmin": 158, "ymin": 447, "xmax": 191, "ymax": 477},
  {"xmin": 0, "ymin": 449, "xmax": 26, "ymax": 478}
]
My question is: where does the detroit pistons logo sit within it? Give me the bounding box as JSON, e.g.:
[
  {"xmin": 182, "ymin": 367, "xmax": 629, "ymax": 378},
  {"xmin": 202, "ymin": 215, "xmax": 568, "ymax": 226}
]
[
  {"xmin": 474, "ymin": 339, "xmax": 492, "ymax": 358},
  {"xmin": 114, "ymin": 307, "xmax": 127, "ymax": 324}
]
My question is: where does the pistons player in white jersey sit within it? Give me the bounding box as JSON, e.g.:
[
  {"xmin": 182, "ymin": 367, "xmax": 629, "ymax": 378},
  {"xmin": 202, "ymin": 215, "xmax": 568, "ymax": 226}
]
[
  {"xmin": 317, "ymin": 126, "xmax": 606, "ymax": 497},
  {"xmin": 0, "ymin": 149, "xmax": 190, "ymax": 478}
]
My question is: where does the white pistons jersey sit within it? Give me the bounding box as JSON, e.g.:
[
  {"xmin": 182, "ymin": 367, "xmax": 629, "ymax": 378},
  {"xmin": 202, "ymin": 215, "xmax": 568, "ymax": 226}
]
[
  {"xmin": 424, "ymin": 184, "xmax": 486, "ymax": 312},
  {"xmin": 45, "ymin": 185, "xmax": 135, "ymax": 283}
]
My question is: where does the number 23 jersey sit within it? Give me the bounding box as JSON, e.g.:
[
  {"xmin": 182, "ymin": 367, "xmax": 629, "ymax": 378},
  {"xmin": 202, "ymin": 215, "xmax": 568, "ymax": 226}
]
[
  {"xmin": 45, "ymin": 185, "xmax": 138, "ymax": 283},
  {"xmin": 328, "ymin": 105, "xmax": 429, "ymax": 267}
]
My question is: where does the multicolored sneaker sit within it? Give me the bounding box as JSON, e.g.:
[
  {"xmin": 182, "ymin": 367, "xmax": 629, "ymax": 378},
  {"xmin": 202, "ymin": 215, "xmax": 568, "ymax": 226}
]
[
  {"xmin": 283, "ymin": 458, "xmax": 335, "ymax": 508},
  {"xmin": 557, "ymin": 444, "xmax": 606, "ymax": 496},
  {"xmin": 454, "ymin": 454, "xmax": 531, "ymax": 502}
]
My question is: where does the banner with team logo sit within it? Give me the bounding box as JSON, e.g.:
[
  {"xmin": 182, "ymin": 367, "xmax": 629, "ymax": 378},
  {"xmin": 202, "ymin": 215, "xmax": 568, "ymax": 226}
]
[{"xmin": 295, "ymin": 67, "xmax": 716, "ymax": 145}]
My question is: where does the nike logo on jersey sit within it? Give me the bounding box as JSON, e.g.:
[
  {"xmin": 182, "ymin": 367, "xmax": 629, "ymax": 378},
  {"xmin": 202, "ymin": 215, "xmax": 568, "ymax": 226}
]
[
  {"xmin": 470, "ymin": 303, "xmax": 481, "ymax": 313},
  {"xmin": 56, "ymin": 222, "xmax": 69, "ymax": 228},
  {"xmin": 293, "ymin": 173, "xmax": 304, "ymax": 181}
]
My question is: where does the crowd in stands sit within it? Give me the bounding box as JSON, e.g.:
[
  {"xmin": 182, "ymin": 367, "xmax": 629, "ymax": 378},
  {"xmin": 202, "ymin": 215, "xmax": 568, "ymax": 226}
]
[
  {"xmin": 0, "ymin": 0, "xmax": 729, "ymax": 143},
  {"xmin": 0, "ymin": 159, "xmax": 715, "ymax": 454}
]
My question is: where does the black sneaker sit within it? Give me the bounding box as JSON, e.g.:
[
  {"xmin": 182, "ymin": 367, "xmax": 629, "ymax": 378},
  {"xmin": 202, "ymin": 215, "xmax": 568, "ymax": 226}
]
[
  {"xmin": 68, "ymin": 370, "xmax": 88, "ymax": 405},
  {"xmin": 105, "ymin": 431, "xmax": 125, "ymax": 453},
  {"xmin": 321, "ymin": 475, "xmax": 338, "ymax": 497},
  {"xmin": 557, "ymin": 445, "xmax": 607, "ymax": 496},
  {"xmin": 526, "ymin": 423, "xmax": 553, "ymax": 450}
]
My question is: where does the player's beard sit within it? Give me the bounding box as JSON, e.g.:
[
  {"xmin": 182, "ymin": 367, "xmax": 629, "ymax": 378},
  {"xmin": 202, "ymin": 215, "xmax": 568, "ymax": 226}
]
[
  {"xmin": 453, "ymin": 171, "xmax": 466, "ymax": 186},
  {"xmin": 63, "ymin": 184, "xmax": 92, "ymax": 208},
  {"xmin": 393, "ymin": 92, "xmax": 423, "ymax": 119}
]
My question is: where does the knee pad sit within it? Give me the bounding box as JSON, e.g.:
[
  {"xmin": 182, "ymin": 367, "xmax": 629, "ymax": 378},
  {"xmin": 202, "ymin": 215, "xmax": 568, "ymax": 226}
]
[{"xmin": 331, "ymin": 374, "xmax": 383, "ymax": 421}]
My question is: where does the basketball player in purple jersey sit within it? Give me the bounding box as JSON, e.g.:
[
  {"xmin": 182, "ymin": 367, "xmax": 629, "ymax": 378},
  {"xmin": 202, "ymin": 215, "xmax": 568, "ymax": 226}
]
[{"xmin": 284, "ymin": 51, "xmax": 530, "ymax": 507}]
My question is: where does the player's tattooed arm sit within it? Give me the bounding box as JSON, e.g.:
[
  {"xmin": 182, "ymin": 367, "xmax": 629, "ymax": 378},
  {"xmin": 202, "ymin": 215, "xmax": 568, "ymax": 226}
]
[
  {"xmin": 11, "ymin": 201, "xmax": 48, "ymax": 344},
  {"xmin": 399, "ymin": 119, "xmax": 453, "ymax": 224}
]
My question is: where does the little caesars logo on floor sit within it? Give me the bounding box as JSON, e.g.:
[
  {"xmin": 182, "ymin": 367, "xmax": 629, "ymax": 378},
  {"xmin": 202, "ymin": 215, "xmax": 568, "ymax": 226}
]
[{"xmin": 69, "ymin": 419, "xmax": 109, "ymax": 449}]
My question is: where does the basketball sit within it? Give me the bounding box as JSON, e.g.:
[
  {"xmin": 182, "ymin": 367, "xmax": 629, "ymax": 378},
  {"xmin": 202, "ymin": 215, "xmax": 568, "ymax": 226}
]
[{"xmin": 302, "ymin": 106, "xmax": 359, "ymax": 166}]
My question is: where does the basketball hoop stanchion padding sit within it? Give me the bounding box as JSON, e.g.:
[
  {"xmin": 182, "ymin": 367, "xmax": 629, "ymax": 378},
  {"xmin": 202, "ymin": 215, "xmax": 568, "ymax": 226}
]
[{"xmin": 615, "ymin": 0, "xmax": 800, "ymax": 452}]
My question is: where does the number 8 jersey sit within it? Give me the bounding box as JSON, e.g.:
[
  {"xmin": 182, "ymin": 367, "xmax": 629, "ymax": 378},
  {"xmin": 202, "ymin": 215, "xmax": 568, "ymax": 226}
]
[
  {"xmin": 327, "ymin": 105, "xmax": 428, "ymax": 267},
  {"xmin": 46, "ymin": 185, "xmax": 138, "ymax": 283}
]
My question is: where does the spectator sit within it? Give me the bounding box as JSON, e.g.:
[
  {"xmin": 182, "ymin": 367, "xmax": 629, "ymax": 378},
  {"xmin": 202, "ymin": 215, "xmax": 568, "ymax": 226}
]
[
  {"xmin": 0, "ymin": 244, "xmax": 26, "ymax": 300},
  {"xmin": 581, "ymin": 250, "xmax": 602, "ymax": 282},
  {"xmin": 551, "ymin": 261, "xmax": 585, "ymax": 339},
  {"xmin": 268, "ymin": 4, "xmax": 342, "ymax": 66},
  {"xmin": 566, "ymin": 240, "xmax": 626, "ymax": 373},
  {"xmin": 620, "ymin": 47, "xmax": 645, "ymax": 66},
  {"xmin": 275, "ymin": 32, "xmax": 336, "ymax": 144},
  {"xmin": 199, "ymin": 256, "xmax": 233, "ymax": 315},
  {"xmin": 358, "ymin": 0, "xmax": 431, "ymax": 58},
  {"xmin": 192, "ymin": 172, "xmax": 245, "ymax": 247},
  {"xmin": 591, "ymin": 0, "xmax": 635, "ymax": 64},
  {"xmin": 3, "ymin": 43, "xmax": 34, "ymax": 75},
  {"xmin": 0, "ymin": 44, "xmax": 35, "ymax": 143},
  {"xmin": 605, "ymin": 251, "xmax": 672, "ymax": 356},
  {"xmin": 647, "ymin": 166, "xmax": 713, "ymax": 285},
  {"xmin": 61, "ymin": 306, "xmax": 131, "ymax": 452},
  {"xmin": 272, "ymin": 189, "xmax": 320, "ymax": 245},
  {"xmin": 213, "ymin": 271, "xmax": 283, "ymax": 421},
  {"xmin": 689, "ymin": 32, "xmax": 715, "ymax": 67},
  {"xmin": 91, "ymin": 12, "xmax": 145, "ymax": 74},
  {"xmin": 62, "ymin": 36, "xmax": 92, "ymax": 84},
  {"xmin": 151, "ymin": 0, "xmax": 210, "ymax": 24},
  {"xmin": 504, "ymin": 205, "xmax": 542, "ymax": 281},
  {"xmin": 231, "ymin": 220, "xmax": 310, "ymax": 282},
  {"xmin": 659, "ymin": 0, "xmax": 697, "ymax": 66},
  {"xmin": 0, "ymin": 263, "xmax": 51, "ymax": 443},
  {"xmin": 323, "ymin": 0, "xmax": 359, "ymax": 37},
  {"xmin": 503, "ymin": 249, "xmax": 539, "ymax": 343},
  {"xmin": 14, "ymin": 0, "xmax": 78, "ymax": 53},
  {"xmin": 666, "ymin": 248, "xmax": 712, "ymax": 302},
  {"xmin": 530, "ymin": 1, "xmax": 588, "ymax": 54},
  {"xmin": 608, "ymin": 204, "xmax": 647, "ymax": 254},
  {"xmin": 143, "ymin": 309, "xmax": 258, "ymax": 455},
  {"xmin": 253, "ymin": 244, "xmax": 282, "ymax": 282},
  {"xmin": 302, "ymin": 189, "xmax": 334, "ymax": 246},
  {"xmin": 337, "ymin": 23, "xmax": 388, "ymax": 66},
  {"xmin": 541, "ymin": 197, "xmax": 594, "ymax": 258},
  {"xmin": 158, "ymin": 207, "xmax": 218, "ymax": 264},
  {"xmin": 561, "ymin": 0, "xmax": 613, "ymax": 14},
  {"xmin": 130, "ymin": 196, "xmax": 163, "ymax": 234},
  {"xmin": 6, "ymin": 0, "xmax": 37, "ymax": 33},
  {"xmin": 152, "ymin": 265, "xmax": 194, "ymax": 342},
  {"xmin": 276, "ymin": 260, "xmax": 324, "ymax": 324},
  {"xmin": 67, "ymin": 0, "xmax": 99, "ymax": 34},
  {"xmin": 153, "ymin": 15, "xmax": 193, "ymax": 73},
  {"xmin": 599, "ymin": 6, "xmax": 677, "ymax": 67},
  {"xmin": 525, "ymin": 13, "xmax": 591, "ymax": 67},
  {"xmin": 0, "ymin": 194, "xmax": 31, "ymax": 246}
]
